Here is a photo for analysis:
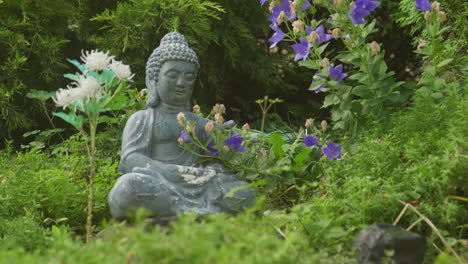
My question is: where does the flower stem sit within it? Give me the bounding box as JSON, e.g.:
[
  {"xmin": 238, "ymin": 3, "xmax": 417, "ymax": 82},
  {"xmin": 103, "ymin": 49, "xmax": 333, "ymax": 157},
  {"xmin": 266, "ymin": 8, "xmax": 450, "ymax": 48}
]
[{"xmin": 85, "ymin": 114, "xmax": 98, "ymax": 243}]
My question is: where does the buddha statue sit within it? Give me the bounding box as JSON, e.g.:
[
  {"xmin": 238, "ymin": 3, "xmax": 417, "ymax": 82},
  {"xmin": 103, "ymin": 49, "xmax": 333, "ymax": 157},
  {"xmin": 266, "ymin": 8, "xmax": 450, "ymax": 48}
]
[{"xmin": 108, "ymin": 32, "xmax": 254, "ymax": 222}]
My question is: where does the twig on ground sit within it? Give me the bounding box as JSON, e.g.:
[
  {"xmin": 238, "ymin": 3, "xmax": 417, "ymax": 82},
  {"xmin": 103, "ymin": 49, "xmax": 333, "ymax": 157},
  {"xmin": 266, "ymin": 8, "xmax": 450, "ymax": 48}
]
[{"xmin": 398, "ymin": 200, "xmax": 465, "ymax": 264}]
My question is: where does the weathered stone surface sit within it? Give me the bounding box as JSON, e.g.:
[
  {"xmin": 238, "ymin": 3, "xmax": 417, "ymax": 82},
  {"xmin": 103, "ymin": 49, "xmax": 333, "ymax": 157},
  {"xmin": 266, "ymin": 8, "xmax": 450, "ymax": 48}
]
[
  {"xmin": 354, "ymin": 223, "xmax": 426, "ymax": 264},
  {"xmin": 108, "ymin": 32, "xmax": 254, "ymax": 222}
]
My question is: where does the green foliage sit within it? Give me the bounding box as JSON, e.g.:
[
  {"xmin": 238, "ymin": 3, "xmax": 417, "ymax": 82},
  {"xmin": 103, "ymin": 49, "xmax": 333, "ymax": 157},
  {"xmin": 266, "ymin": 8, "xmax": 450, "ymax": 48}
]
[
  {"xmin": 0, "ymin": 0, "xmax": 76, "ymax": 138},
  {"xmin": 0, "ymin": 142, "xmax": 119, "ymax": 236}
]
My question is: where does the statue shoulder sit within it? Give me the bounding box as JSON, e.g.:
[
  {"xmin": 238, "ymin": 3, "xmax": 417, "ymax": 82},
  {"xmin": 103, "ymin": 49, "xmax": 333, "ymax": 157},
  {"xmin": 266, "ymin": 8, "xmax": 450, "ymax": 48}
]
[
  {"xmin": 185, "ymin": 112, "xmax": 206, "ymax": 123},
  {"xmin": 126, "ymin": 109, "xmax": 153, "ymax": 126}
]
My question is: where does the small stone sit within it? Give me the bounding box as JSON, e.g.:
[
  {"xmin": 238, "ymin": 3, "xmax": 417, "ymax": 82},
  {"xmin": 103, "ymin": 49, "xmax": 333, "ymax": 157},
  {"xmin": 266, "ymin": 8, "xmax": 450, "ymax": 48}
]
[{"xmin": 354, "ymin": 223, "xmax": 427, "ymax": 264}]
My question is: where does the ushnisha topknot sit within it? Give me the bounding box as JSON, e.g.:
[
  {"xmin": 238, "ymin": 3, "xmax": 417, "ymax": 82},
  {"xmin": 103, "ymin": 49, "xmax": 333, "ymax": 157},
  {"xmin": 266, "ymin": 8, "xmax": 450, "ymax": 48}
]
[{"xmin": 146, "ymin": 32, "xmax": 199, "ymax": 107}]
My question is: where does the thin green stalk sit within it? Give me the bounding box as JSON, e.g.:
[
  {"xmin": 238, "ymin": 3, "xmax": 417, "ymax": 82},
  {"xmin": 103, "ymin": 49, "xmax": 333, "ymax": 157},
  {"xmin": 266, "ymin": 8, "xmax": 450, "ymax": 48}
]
[{"xmin": 85, "ymin": 114, "xmax": 98, "ymax": 243}]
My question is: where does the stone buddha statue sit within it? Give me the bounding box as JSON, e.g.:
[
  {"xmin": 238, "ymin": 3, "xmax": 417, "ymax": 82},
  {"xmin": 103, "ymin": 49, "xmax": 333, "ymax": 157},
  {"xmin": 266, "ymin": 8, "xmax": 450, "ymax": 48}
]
[{"xmin": 108, "ymin": 32, "xmax": 254, "ymax": 222}]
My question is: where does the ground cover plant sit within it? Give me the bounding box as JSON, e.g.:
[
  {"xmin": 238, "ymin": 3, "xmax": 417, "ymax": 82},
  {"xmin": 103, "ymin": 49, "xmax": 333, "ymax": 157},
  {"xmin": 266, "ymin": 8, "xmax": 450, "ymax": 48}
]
[{"xmin": 0, "ymin": 0, "xmax": 467, "ymax": 263}]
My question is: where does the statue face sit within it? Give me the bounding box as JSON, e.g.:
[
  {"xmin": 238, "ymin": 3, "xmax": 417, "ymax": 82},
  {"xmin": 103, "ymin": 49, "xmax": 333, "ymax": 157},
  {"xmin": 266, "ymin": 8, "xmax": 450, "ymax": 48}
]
[{"xmin": 156, "ymin": 60, "xmax": 197, "ymax": 107}]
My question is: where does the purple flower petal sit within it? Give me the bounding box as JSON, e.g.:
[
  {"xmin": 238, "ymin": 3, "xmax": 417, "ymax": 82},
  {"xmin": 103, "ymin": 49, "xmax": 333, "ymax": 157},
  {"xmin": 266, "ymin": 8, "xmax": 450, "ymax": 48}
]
[
  {"xmin": 414, "ymin": 0, "xmax": 430, "ymax": 11},
  {"xmin": 329, "ymin": 64, "xmax": 348, "ymax": 82},
  {"xmin": 203, "ymin": 142, "xmax": 220, "ymax": 156},
  {"xmin": 301, "ymin": 0, "xmax": 311, "ymax": 11},
  {"xmin": 291, "ymin": 37, "xmax": 311, "ymax": 61},
  {"xmin": 348, "ymin": 0, "xmax": 380, "ymax": 25},
  {"xmin": 225, "ymin": 133, "xmax": 248, "ymax": 152},
  {"xmin": 321, "ymin": 141, "xmax": 342, "ymax": 159},
  {"xmin": 312, "ymin": 73, "xmax": 327, "ymax": 92},
  {"xmin": 269, "ymin": 24, "xmax": 285, "ymax": 48},
  {"xmin": 304, "ymin": 135, "xmax": 320, "ymax": 148},
  {"xmin": 179, "ymin": 130, "xmax": 191, "ymax": 143},
  {"xmin": 260, "ymin": 0, "xmax": 268, "ymax": 6},
  {"xmin": 224, "ymin": 120, "xmax": 235, "ymax": 129},
  {"xmin": 314, "ymin": 25, "xmax": 334, "ymax": 44}
]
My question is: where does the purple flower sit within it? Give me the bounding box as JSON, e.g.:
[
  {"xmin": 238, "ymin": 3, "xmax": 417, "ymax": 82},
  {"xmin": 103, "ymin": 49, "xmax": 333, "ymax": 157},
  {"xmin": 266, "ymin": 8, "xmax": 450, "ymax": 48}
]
[
  {"xmin": 414, "ymin": 0, "xmax": 430, "ymax": 11},
  {"xmin": 291, "ymin": 37, "xmax": 312, "ymax": 61},
  {"xmin": 306, "ymin": 25, "xmax": 333, "ymax": 45},
  {"xmin": 329, "ymin": 64, "xmax": 348, "ymax": 82},
  {"xmin": 269, "ymin": 24, "xmax": 285, "ymax": 48},
  {"xmin": 321, "ymin": 141, "xmax": 342, "ymax": 160},
  {"xmin": 180, "ymin": 130, "xmax": 191, "ymax": 143},
  {"xmin": 304, "ymin": 135, "xmax": 320, "ymax": 148},
  {"xmin": 224, "ymin": 120, "xmax": 235, "ymax": 129},
  {"xmin": 203, "ymin": 142, "xmax": 220, "ymax": 156},
  {"xmin": 301, "ymin": 0, "xmax": 311, "ymax": 11},
  {"xmin": 312, "ymin": 73, "xmax": 327, "ymax": 92},
  {"xmin": 269, "ymin": 0, "xmax": 296, "ymax": 25},
  {"xmin": 348, "ymin": 0, "xmax": 380, "ymax": 25},
  {"xmin": 260, "ymin": 0, "xmax": 268, "ymax": 6},
  {"xmin": 225, "ymin": 133, "xmax": 248, "ymax": 152}
]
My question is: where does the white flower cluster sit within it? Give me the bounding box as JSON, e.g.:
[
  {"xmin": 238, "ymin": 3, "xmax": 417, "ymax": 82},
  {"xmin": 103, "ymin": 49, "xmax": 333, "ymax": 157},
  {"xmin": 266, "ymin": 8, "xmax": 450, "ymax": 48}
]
[
  {"xmin": 53, "ymin": 49, "xmax": 134, "ymax": 109},
  {"xmin": 80, "ymin": 49, "xmax": 134, "ymax": 80},
  {"xmin": 53, "ymin": 76, "xmax": 102, "ymax": 109}
]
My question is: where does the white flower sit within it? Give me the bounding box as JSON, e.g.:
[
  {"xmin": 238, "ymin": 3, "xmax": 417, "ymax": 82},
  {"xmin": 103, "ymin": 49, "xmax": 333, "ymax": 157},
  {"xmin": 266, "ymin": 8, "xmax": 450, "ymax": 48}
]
[
  {"xmin": 77, "ymin": 76, "xmax": 103, "ymax": 100},
  {"xmin": 80, "ymin": 49, "xmax": 113, "ymax": 71},
  {"xmin": 53, "ymin": 86, "xmax": 85, "ymax": 109},
  {"xmin": 108, "ymin": 59, "xmax": 134, "ymax": 80}
]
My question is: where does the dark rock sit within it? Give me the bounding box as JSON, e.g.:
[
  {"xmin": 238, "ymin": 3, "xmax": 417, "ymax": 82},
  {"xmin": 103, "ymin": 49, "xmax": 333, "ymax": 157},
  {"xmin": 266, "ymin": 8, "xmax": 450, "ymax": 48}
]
[{"xmin": 354, "ymin": 223, "xmax": 426, "ymax": 264}]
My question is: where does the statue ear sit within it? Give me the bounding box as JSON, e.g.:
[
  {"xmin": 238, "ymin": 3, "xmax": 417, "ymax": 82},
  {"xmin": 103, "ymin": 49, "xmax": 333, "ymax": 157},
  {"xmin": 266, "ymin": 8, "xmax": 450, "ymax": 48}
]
[{"xmin": 146, "ymin": 75, "xmax": 159, "ymax": 107}]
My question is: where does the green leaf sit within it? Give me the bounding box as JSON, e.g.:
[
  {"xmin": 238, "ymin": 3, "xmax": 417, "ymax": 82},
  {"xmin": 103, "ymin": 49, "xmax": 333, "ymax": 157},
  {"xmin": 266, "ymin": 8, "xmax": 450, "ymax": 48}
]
[
  {"xmin": 316, "ymin": 42, "xmax": 330, "ymax": 55},
  {"xmin": 437, "ymin": 58, "xmax": 453, "ymax": 69},
  {"xmin": 352, "ymin": 85, "xmax": 372, "ymax": 98},
  {"xmin": 323, "ymin": 94, "xmax": 340, "ymax": 108},
  {"xmin": 67, "ymin": 59, "xmax": 87, "ymax": 73},
  {"xmin": 39, "ymin": 128, "xmax": 64, "ymax": 137},
  {"xmin": 269, "ymin": 133, "xmax": 285, "ymax": 158},
  {"xmin": 98, "ymin": 115, "xmax": 120, "ymax": 124},
  {"xmin": 23, "ymin": 130, "xmax": 41, "ymax": 138},
  {"xmin": 52, "ymin": 112, "xmax": 83, "ymax": 129},
  {"xmin": 292, "ymin": 147, "xmax": 312, "ymax": 172},
  {"xmin": 106, "ymin": 94, "xmax": 129, "ymax": 110},
  {"xmin": 298, "ymin": 60, "xmax": 318, "ymax": 70},
  {"xmin": 63, "ymin": 73, "xmax": 81, "ymax": 82},
  {"xmin": 26, "ymin": 89, "xmax": 55, "ymax": 101}
]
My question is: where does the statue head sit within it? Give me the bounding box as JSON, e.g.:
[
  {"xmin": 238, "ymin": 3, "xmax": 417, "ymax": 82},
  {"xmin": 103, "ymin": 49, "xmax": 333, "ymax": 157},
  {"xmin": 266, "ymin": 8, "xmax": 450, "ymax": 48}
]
[{"xmin": 146, "ymin": 32, "xmax": 199, "ymax": 108}]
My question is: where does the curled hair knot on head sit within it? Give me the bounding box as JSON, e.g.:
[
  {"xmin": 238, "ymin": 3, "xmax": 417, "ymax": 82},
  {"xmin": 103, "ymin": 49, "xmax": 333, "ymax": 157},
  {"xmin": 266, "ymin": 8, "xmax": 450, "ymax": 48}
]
[{"xmin": 146, "ymin": 32, "xmax": 199, "ymax": 108}]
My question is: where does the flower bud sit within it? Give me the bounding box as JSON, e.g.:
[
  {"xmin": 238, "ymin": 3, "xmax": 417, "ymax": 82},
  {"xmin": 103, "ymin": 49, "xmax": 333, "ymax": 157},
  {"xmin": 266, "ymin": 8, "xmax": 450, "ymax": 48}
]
[
  {"xmin": 437, "ymin": 11, "xmax": 446, "ymax": 23},
  {"xmin": 277, "ymin": 11, "xmax": 286, "ymax": 25},
  {"xmin": 210, "ymin": 103, "xmax": 226, "ymax": 115},
  {"xmin": 219, "ymin": 104, "xmax": 226, "ymax": 114},
  {"xmin": 269, "ymin": 0, "xmax": 279, "ymax": 12},
  {"xmin": 305, "ymin": 118, "xmax": 314, "ymax": 129},
  {"xmin": 177, "ymin": 137, "xmax": 184, "ymax": 145},
  {"xmin": 215, "ymin": 113, "xmax": 224, "ymax": 125},
  {"xmin": 309, "ymin": 31, "xmax": 320, "ymax": 43},
  {"xmin": 205, "ymin": 121, "xmax": 214, "ymax": 133},
  {"xmin": 192, "ymin": 104, "xmax": 200, "ymax": 113},
  {"xmin": 292, "ymin": 20, "xmax": 304, "ymax": 34},
  {"xmin": 332, "ymin": 28, "xmax": 341, "ymax": 39},
  {"xmin": 259, "ymin": 148, "xmax": 267, "ymax": 157},
  {"xmin": 290, "ymin": 0, "xmax": 298, "ymax": 16},
  {"xmin": 333, "ymin": 0, "xmax": 343, "ymax": 6},
  {"xmin": 222, "ymin": 146, "xmax": 230, "ymax": 153},
  {"xmin": 177, "ymin": 112, "xmax": 186, "ymax": 126},
  {"xmin": 242, "ymin": 123, "xmax": 250, "ymax": 132},
  {"xmin": 320, "ymin": 58, "xmax": 330, "ymax": 68},
  {"xmin": 431, "ymin": 1, "xmax": 440, "ymax": 11},
  {"xmin": 224, "ymin": 120, "xmax": 235, "ymax": 129},
  {"xmin": 321, "ymin": 120, "xmax": 328, "ymax": 132},
  {"xmin": 424, "ymin": 11, "xmax": 431, "ymax": 22},
  {"xmin": 140, "ymin": 88, "xmax": 147, "ymax": 97},
  {"xmin": 369, "ymin": 41, "xmax": 380, "ymax": 55},
  {"xmin": 417, "ymin": 39, "xmax": 427, "ymax": 50}
]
